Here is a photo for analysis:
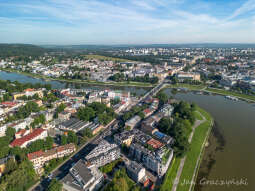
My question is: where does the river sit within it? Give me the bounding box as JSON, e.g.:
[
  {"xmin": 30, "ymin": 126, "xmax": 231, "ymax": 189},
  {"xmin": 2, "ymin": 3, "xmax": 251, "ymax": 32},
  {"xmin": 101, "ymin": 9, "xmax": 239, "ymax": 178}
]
[
  {"xmin": 0, "ymin": 71, "xmax": 254, "ymax": 191},
  {"xmin": 164, "ymin": 89, "xmax": 255, "ymax": 191},
  {"xmin": 0, "ymin": 71, "xmax": 149, "ymax": 96}
]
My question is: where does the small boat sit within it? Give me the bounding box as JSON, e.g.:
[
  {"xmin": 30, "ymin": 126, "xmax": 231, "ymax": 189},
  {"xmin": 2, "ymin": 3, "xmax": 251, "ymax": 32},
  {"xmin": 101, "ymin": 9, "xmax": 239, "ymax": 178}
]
[{"xmin": 225, "ymin": 95, "xmax": 239, "ymax": 101}]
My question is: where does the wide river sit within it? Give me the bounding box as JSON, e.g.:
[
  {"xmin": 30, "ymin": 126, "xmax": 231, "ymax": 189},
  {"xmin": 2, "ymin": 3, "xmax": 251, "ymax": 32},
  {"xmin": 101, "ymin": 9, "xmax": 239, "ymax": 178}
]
[{"xmin": 0, "ymin": 71, "xmax": 254, "ymax": 191}]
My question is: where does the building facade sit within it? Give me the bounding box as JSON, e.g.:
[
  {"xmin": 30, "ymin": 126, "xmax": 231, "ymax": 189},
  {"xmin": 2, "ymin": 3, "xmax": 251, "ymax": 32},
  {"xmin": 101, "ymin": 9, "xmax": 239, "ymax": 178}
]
[{"xmin": 85, "ymin": 140, "xmax": 120, "ymax": 167}]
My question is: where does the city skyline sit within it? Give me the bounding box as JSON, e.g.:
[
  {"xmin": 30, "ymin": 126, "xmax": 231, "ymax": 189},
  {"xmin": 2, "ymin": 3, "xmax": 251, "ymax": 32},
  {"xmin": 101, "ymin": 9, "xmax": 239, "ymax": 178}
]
[{"xmin": 0, "ymin": 0, "xmax": 255, "ymax": 44}]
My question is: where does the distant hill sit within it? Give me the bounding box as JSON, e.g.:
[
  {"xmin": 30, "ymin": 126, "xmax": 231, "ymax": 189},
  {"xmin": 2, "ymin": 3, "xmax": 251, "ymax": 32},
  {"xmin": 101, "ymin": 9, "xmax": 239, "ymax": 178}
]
[
  {"xmin": 0, "ymin": 44, "xmax": 47, "ymax": 57},
  {"xmin": 41, "ymin": 44, "xmax": 115, "ymax": 50},
  {"xmin": 42, "ymin": 43, "xmax": 255, "ymax": 50}
]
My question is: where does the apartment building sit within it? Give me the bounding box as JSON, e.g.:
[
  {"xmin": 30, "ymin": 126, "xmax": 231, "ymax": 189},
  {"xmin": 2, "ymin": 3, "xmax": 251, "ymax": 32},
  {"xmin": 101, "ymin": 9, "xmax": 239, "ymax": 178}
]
[
  {"xmin": 27, "ymin": 143, "xmax": 76, "ymax": 172},
  {"xmin": 10, "ymin": 128, "xmax": 48, "ymax": 148},
  {"xmin": 13, "ymin": 88, "xmax": 44, "ymax": 100},
  {"xmin": 176, "ymin": 72, "xmax": 201, "ymax": 81},
  {"xmin": 125, "ymin": 115, "xmax": 141, "ymax": 130},
  {"xmin": 62, "ymin": 160, "xmax": 103, "ymax": 191},
  {"xmin": 58, "ymin": 118, "xmax": 91, "ymax": 133},
  {"xmin": 85, "ymin": 140, "xmax": 120, "ymax": 167},
  {"xmin": 0, "ymin": 125, "xmax": 7, "ymax": 137},
  {"xmin": 114, "ymin": 130, "xmax": 135, "ymax": 146},
  {"xmin": 129, "ymin": 143, "xmax": 173, "ymax": 177},
  {"xmin": 126, "ymin": 161, "xmax": 146, "ymax": 183}
]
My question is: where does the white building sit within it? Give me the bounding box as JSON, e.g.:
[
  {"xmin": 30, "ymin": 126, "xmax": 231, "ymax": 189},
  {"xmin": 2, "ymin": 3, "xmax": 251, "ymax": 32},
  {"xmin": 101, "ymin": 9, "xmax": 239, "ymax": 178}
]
[
  {"xmin": 0, "ymin": 125, "xmax": 7, "ymax": 137},
  {"xmin": 62, "ymin": 160, "xmax": 104, "ymax": 191}
]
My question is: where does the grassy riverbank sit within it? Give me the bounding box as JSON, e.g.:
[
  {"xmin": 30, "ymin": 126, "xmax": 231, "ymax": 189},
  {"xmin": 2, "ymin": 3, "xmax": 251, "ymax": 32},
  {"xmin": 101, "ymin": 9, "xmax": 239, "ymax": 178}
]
[
  {"xmin": 205, "ymin": 87, "xmax": 255, "ymax": 102},
  {"xmin": 176, "ymin": 108, "xmax": 213, "ymax": 191},
  {"xmin": 165, "ymin": 83, "xmax": 206, "ymax": 91},
  {"xmin": 160, "ymin": 157, "xmax": 181, "ymax": 191},
  {"xmin": 0, "ymin": 68, "xmax": 154, "ymax": 88},
  {"xmin": 159, "ymin": 108, "xmax": 212, "ymax": 191},
  {"xmin": 164, "ymin": 83, "xmax": 255, "ymax": 102}
]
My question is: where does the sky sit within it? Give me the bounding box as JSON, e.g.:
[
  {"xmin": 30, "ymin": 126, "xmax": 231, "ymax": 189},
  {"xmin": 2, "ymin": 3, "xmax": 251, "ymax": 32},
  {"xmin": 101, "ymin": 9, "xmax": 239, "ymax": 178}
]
[{"xmin": 0, "ymin": 0, "xmax": 255, "ymax": 45}]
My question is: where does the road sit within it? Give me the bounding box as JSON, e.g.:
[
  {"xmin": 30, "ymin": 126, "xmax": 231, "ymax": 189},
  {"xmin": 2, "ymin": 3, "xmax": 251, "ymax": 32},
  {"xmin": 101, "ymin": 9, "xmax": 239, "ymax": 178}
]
[
  {"xmin": 139, "ymin": 80, "xmax": 166, "ymax": 103},
  {"xmin": 31, "ymin": 79, "xmax": 168, "ymax": 191},
  {"xmin": 30, "ymin": 120, "xmax": 117, "ymax": 191}
]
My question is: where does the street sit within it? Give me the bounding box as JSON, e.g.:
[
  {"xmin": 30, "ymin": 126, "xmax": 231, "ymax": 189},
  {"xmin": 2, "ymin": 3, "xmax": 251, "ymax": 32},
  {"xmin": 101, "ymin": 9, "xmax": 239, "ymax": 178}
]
[{"xmin": 31, "ymin": 120, "xmax": 117, "ymax": 191}]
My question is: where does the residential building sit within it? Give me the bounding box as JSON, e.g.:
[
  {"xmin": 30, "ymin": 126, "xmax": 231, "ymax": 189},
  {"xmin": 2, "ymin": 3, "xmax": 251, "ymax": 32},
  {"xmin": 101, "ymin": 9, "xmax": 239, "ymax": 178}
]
[
  {"xmin": 126, "ymin": 161, "xmax": 146, "ymax": 183},
  {"xmin": 129, "ymin": 143, "xmax": 173, "ymax": 177},
  {"xmin": 58, "ymin": 118, "xmax": 91, "ymax": 133},
  {"xmin": 58, "ymin": 111, "xmax": 72, "ymax": 121},
  {"xmin": 13, "ymin": 88, "xmax": 44, "ymax": 100},
  {"xmin": 159, "ymin": 104, "xmax": 174, "ymax": 117},
  {"xmin": 0, "ymin": 125, "xmax": 7, "ymax": 137},
  {"xmin": 10, "ymin": 128, "xmax": 48, "ymax": 148},
  {"xmin": 86, "ymin": 123, "xmax": 103, "ymax": 135},
  {"xmin": 27, "ymin": 143, "xmax": 76, "ymax": 172},
  {"xmin": 62, "ymin": 160, "xmax": 104, "ymax": 191},
  {"xmin": 114, "ymin": 130, "xmax": 135, "ymax": 146},
  {"xmin": 125, "ymin": 115, "xmax": 141, "ymax": 130},
  {"xmin": 85, "ymin": 140, "xmax": 120, "ymax": 168},
  {"xmin": 176, "ymin": 72, "xmax": 201, "ymax": 81},
  {"xmin": 153, "ymin": 131, "xmax": 174, "ymax": 145}
]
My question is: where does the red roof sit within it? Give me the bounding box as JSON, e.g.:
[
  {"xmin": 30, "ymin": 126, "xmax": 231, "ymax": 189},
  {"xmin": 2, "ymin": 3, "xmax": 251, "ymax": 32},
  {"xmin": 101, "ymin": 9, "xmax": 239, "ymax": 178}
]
[
  {"xmin": 143, "ymin": 108, "xmax": 151, "ymax": 114},
  {"xmin": 27, "ymin": 150, "xmax": 44, "ymax": 160},
  {"xmin": 10, "ymin": 128, "xmax": 46, "ymax": 147},
  {"xmin": 24, "ymin": 88, "xmax": 35, "ymax": 92},
  {"xmin": 147, "ymin": 138, "xmax": 164, "ymax": 149},
  {"xmin": 1, "ymin": 101, "xmax": 17, "ymax": 107},
  {"xmin": 15, "ymin": 129, "xmax": 27, "ymax": 135}
]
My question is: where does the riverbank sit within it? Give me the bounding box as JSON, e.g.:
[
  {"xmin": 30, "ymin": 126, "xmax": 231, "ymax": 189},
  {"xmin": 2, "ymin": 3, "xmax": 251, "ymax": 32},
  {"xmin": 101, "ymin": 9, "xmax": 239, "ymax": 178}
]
[
  {"xmin": 0, "ymin": 68, "xmax": 155, "ymax": 88},
  {"xmin": 205, "ymin": 87, "xmax": 255, "ymax": 102},
  {"xmin": 165, "ymin": 83, "xmax": 255, "ymax": 103},
  {"xmin": 176, "ymin": 108, "xmax": 212, "ymax": 191},
  {"xmin": 165, "ymin": 83, "xmax": 206, "ymax": 91},
  {"xmin": 159, "ymin": 107, "xmax": 213, "ymax": 191}
]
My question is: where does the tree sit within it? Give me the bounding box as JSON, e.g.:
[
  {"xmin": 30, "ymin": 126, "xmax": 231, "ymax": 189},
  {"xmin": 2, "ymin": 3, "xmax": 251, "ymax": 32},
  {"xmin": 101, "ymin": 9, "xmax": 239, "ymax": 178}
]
[
  {"xmin": 54, "ymin": 103, "xmax": 66, "ymax": 119},
  {"xmin": 5, "ymin": 127, "xmax": 16, "ymax": 138},
  {"xmin": 77, "ymin": 107, "xmax": 95, "ymax": 121},
  {"xmin": 9, "ymin": 146, "xmax": 27, "ymax": 162},
  {"xmin": 0, "ymin": 160, "xmax": 37, "ymax": 191},
  {"xmin": 98, "ymin": 113, "xmax": 112, "ymax": 125},
  {"xmin": 47, "ymin": 178, "xmax": 63, "ymax": 191},
  {"xmin": 44, "ymin": 137, "xmax": 54, "ymax": 150},
  {"xmin": 0, "ymin": 146, "xmax": 10, "ymax": 158},
  {"xmin": 156, "ymin": 91, "xmax": 168, "ymax": 106},
  {"xmin": 61, "ymin": 135, "xmax": 68, "ymax": 145},
  {"xmin": 81, "ymin": 128, "xmax": 93, "ymax": 138},
  {"xmin": 137, "ymin": 111, "xmax": 145, "ymax": 119},
  {"xmin": 67, "ymin": 131, "xmax": 78, "ymax": 145},
  {"xmin": 4, "ymin": 158, "xmax": 18, "ymax": 174},
  {"xmin": 158, "ymin": 117, "xmax": 172, "ymax": 134}
]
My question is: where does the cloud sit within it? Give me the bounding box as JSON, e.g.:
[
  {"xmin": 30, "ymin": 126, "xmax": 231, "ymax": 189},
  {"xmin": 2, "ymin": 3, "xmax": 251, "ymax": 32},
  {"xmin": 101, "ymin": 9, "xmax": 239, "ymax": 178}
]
[
  {"xmin": 228, "ymin": 0, "xmax": 255, "ymax": 20},
  {"xmin": 0, "ymin": 0, "xmax": 254, "ymax": 44},
  {"xmin": 131, "ymin": 0, "xmax": 156, "ymax": 10}
]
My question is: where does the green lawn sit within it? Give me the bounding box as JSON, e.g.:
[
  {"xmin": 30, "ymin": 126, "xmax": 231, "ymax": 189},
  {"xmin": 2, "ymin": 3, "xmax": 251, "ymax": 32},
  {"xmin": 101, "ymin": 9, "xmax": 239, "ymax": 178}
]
[
  {"xmin": 84, "ymin": 54, "xmax": 132, "ymax": 62},
  {"xmin": 194, "ymin": 111, "xmax": 203, "ymax": 121},
  {"xmin": 206, "ymin": 88, "xmax": 255, "ymax": 102},
  {"xmin": 166, "ymin": 83, "xmax": 206, "ymax": 91},
  {"xmin": 160, "ymin": 157, "xmax": 181, "ymax": 191},
  {"xmin": 176, "ymin": 108, "xmax": 212, "ymax": 191}
]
